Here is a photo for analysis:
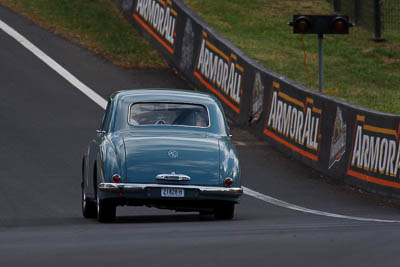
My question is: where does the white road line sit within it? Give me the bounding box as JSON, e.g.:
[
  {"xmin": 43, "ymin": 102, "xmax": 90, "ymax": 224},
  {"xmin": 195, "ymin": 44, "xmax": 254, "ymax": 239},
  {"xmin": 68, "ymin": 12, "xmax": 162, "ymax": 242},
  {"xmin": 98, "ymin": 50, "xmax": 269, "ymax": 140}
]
[
  {"xmin": 0, "ymin": 19, "xmax": 107, "ymax": 109},
  {"xmin": 2, "ymin": 18, "xmax": 399, "ymax": 223},
  {"xmin": 244, "ymin": 187, "xmax": 400, "ymax": 223}
]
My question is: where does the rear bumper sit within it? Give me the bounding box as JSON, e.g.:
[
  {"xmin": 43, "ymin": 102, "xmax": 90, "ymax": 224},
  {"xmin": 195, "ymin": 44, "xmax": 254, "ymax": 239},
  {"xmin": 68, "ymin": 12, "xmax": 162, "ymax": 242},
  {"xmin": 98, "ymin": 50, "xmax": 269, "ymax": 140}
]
[{"xmin": 98, "ymin": 182, "xmax": 243, "ymax": 197}]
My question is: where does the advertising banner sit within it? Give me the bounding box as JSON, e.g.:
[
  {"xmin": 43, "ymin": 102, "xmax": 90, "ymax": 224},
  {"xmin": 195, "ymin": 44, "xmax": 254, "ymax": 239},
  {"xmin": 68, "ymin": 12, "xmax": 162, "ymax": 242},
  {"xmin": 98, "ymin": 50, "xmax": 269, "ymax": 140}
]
[
  {"xmin": 193, "ymin": 30, "xmax": 244, "ymax": 116},
  {"xmin": 133, "ymin": 0, "xmax": 178, "ymax": 55},
  {"xmin": 346, "ymin": 112, "xmax": 400, "ymax": 195},
  {"xmin": 263, "ymin": 80, "xmax": 323, "ymax": 163}
]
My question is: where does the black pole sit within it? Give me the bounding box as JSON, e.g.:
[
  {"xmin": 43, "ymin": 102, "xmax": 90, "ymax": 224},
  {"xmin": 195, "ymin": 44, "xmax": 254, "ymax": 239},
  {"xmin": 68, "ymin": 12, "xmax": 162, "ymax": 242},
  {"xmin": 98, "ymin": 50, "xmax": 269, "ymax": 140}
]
[
  {"xmin": 318, "ymin": 33, "xmax": 323, "ymax": 93},
  {"xmin": 354, "ymin": 0, "xmax": 360, "ymax": 25},
  {"xmin": 373, "ymin": 0, "xmax": 385, "ymax": 41},
  {"xmin": 333, "ymin": 0, "xmax": 341, "ymax": 12}
]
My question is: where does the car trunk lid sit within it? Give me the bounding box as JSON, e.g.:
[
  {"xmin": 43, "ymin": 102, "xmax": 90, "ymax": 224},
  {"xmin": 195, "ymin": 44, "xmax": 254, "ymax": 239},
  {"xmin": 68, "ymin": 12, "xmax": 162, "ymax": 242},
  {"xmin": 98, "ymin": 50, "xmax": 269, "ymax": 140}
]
[{"xmin": 123, "ymin": 134, "xmax": 220, "ymax": 186}]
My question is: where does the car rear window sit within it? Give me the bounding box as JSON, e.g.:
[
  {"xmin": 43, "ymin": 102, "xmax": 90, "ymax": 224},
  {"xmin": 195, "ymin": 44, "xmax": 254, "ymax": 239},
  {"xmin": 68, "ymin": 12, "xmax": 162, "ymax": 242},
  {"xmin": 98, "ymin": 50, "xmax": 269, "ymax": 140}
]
[{"xmin": 129, "ymin": 102, "xmax": 209, "ymax": 127}]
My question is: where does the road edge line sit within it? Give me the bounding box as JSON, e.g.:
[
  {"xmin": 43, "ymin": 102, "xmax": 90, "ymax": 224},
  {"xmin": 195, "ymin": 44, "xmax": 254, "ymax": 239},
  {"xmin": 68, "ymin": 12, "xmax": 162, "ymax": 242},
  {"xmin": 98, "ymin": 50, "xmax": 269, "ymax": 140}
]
[{"xmin": 243, "ymin": 187, "xmax": 400, "ymax": 223}]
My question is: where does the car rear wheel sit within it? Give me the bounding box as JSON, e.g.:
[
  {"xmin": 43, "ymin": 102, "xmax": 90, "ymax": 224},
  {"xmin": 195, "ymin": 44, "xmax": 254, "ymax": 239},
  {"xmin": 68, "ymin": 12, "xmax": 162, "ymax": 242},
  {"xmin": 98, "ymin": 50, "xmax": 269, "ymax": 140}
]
[
  {"xmin": 96, "ymin": 194, "xmax": 116, "ymax": 223},
  {"xmin": 214, "ymin": 202, "xmax": 235, "ymax": 220},
  {"xmin": 82, "ymin": 183, "xmax": 96, "ymax": 218}
]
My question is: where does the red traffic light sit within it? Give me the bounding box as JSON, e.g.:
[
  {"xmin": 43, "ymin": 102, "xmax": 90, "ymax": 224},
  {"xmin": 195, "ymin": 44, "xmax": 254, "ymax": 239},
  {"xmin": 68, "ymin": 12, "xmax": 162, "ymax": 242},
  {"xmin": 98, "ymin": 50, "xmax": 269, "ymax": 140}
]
[
  {"xmin": 332, "ymin": 17, "xmax": 348, "ymax": 33},
  {"xmin": 289, "ymin": 15, "xmax": 351, "ymax": 35},
  {"xmin": 294, "ymin": 16, "xmax": 311, "ymax": 33}
]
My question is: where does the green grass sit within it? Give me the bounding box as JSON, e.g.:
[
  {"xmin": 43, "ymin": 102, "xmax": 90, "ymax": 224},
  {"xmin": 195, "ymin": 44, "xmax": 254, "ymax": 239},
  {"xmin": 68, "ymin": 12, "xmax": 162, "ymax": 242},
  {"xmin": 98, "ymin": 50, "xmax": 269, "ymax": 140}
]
[
  {"xmin": 0, "ymin": 0, "xmax": 166, "ymax": 68},
  {"xmin": 183, "ymin": 0, "xmax": 400, "ymax": 114}
]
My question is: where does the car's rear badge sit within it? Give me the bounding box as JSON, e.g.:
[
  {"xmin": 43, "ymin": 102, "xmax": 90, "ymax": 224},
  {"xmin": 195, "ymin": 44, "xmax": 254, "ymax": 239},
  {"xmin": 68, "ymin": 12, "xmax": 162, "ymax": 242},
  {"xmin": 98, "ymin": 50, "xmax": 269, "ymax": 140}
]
[{"xmin": 168, "ymin": 150, "xmax": 178, "ymax": 159}]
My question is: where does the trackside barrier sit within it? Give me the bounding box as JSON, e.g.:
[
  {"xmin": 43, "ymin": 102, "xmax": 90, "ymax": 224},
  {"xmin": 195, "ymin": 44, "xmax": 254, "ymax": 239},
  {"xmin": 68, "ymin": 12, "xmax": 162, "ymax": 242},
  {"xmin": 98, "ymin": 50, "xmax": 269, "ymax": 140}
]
[{"xmin": 115, "ymin": 0, "xmax": 400, "ymax": 199}]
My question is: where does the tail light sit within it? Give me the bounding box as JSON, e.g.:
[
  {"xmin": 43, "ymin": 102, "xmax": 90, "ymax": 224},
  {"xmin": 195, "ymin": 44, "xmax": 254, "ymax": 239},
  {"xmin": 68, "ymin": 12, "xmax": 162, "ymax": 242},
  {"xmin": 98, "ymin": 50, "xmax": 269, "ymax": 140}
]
[
  {"xmin": 224, "ymin": 177, "xmax": 233, "ymax": 187},
  {"xmin": 112, "ymin": 174, "xmax": 121, "ymax": 183}
]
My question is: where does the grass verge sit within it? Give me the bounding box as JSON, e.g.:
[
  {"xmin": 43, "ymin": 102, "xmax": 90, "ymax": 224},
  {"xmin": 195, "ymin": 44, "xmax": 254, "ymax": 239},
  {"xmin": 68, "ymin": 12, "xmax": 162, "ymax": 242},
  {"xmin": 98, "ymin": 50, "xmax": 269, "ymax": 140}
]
[
  {"xmin": 0, "ymin": 0, "xmax": 166, "ymax": 68},
  {"xmin": 183, "ymin": 0, "xmax": 400, "ymax": 114}
]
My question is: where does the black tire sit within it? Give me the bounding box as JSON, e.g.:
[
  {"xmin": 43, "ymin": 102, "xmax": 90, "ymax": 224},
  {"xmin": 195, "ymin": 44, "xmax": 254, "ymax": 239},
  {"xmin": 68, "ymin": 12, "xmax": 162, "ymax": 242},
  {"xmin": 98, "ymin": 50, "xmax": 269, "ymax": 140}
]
[
  {"xmin": 214, "ymin": 203, "xmax": 235, "ymax": 220},
  {"xmin": 96, "ymin": 194, "xmax": 116, "ymax": 223},
  {"xmin": 82, "ymin": 183, "xmax": 97, "ymax": 218}
]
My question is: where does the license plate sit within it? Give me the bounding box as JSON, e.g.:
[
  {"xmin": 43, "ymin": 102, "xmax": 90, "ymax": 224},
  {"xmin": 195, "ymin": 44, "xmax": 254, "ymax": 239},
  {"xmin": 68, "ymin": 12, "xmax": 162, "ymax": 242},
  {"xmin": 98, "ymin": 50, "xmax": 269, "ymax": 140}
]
[{"xmin": 161, "ymin": 188, "xmax": 184, "ymax": 198}]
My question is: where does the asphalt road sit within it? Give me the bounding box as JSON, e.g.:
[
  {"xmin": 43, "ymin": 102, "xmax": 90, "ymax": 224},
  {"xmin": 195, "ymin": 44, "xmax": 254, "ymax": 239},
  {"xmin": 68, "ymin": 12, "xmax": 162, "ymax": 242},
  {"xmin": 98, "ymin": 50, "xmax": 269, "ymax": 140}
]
[{"xmin": 1, "ymin": 5, "xmax": 400, "ymax": 267}]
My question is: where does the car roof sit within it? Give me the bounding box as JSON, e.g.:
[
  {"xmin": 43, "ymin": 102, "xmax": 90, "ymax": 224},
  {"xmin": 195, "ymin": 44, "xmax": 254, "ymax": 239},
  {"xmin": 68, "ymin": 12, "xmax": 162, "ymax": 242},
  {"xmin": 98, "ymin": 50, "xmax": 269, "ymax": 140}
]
[
  {"xmin": 107, "ymin": 89, "xmax": 229, "ymax": 135},
  {"xmin": 111, "ymin": 89, "xmax": 218, "ymax": 105}
]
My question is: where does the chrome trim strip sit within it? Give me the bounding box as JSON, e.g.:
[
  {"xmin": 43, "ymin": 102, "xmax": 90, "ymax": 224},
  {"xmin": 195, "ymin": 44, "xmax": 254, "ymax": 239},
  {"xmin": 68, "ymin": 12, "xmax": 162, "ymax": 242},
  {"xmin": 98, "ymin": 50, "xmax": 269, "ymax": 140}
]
[
  {"xmin": 155, "ymin": 173, "xmax": 191, "ymax": 181},
  {"xmin": 98, "ymin": 183, "xmax": 243, "ymax": 196}
]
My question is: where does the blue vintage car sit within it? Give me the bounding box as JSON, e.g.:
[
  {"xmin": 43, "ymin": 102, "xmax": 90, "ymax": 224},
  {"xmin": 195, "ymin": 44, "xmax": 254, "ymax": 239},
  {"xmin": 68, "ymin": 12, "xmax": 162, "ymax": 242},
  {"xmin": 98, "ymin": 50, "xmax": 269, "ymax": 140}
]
[{"xmin": 81, "ymin": 89, "xmax": 242, "ymax": 222}]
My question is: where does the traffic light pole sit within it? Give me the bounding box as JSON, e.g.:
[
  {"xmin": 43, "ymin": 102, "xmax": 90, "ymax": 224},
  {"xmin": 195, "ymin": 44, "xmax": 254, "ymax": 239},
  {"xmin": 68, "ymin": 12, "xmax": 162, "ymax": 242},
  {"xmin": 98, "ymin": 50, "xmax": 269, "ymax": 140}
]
[
  {"xmin": 289, "ymin": 15, "xmax": 353, "ymax": 93},
  {"xmin": 318, "ymin": 33, "xmax": 323, "ymax": 92}
]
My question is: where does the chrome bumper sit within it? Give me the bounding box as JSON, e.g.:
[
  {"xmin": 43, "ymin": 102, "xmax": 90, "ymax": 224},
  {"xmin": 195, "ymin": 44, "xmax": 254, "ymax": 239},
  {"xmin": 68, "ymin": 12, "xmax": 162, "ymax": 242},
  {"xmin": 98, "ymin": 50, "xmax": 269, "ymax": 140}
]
[{"xmin": 98, "ymin": 183, "xmax": 243, "ymax": 197}]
